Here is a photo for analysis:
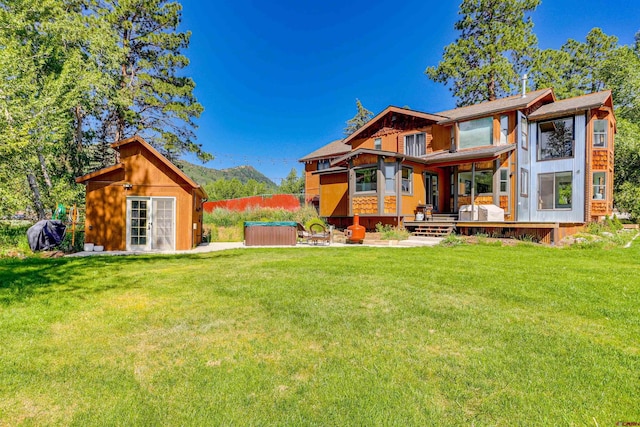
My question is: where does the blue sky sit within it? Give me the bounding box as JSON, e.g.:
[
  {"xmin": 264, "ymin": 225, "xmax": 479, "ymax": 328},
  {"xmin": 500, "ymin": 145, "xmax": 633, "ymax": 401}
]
[{"xmin": 179, "ymin": 0, "xmax": 639, "ymax": 184}]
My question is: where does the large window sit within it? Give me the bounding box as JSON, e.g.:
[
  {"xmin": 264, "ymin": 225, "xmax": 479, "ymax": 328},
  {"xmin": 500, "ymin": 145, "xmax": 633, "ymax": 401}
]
[
  {"xmin": 404, "ymin": 133, "xmax": 426, "ymax": 157},
  {"xmin": 538, "ymin": 117, "xmax": 574, "ymax": 160},
  {"xmin": 593, "ymin": 119, "xmax": 607, "ymax": 148},
  {"xmin": 459, "ymin": 117, "xmax": 493, "ymax": 149},
  {"xmin": 593, "ymin": 172, "xmax": 606, "ymax": 200},
  {"xmin": 402, "ymin": 167, "xmax": 413, "ymax": 194},
  {"xmin": 458, "ymin": 170, "xmax": 493, "ymax": 196},
  {"xmin": 538, "ymin": 172, "xmax": 572, "ymax": 210},
  {"xmin": 355, "ymin": 167, "xmax": 377, "ymax": 193}
]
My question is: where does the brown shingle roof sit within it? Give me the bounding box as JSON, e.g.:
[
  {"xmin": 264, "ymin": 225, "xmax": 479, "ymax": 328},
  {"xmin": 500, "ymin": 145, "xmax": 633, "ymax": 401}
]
[
  {"xmin": 299, "ymin": 139, "xmax": 350, "ymax": 162},
  {"xmin": 330, "ymin": 148, "xmax": 429, "ymax": 167},
  {"xmin": 527, "ymin": 90, "xmax": 612, "ymax": 120},
  {"xmin": 311, "ymin": 166, "xmax": 348, "ymax": 175},
  {"xmin": 423, "ymin": 145, "xmax": 515, "ymax": 166},
  {"xmin": 435, "ymin": 88, "xmax": 554, "ymax": 124}
]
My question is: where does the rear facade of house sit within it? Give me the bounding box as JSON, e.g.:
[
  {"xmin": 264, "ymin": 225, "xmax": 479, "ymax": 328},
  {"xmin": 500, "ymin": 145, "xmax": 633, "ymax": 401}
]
[{"xmin": 300, "ymin": 89, "xmax": 615, "ymax": 238}]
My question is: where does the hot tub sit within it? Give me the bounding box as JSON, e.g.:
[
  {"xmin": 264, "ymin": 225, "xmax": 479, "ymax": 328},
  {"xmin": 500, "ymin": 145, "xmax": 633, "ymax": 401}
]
[{"xmin": 243, "ymin": 221, "xmax": 298, "ymax": 246}]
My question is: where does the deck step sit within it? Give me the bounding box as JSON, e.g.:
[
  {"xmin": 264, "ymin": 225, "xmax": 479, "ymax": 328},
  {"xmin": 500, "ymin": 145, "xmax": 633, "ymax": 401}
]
[{"xmin": 412, "ymin": 224, "xmax": 455, "ymax": 238}]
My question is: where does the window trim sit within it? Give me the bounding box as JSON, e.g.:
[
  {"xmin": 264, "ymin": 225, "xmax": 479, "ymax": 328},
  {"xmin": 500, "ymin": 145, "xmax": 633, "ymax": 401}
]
[
  {"xmin": 450, "ymin": 126, "xmax": 456, "ymax": 152},
  {"xmin": 383, "ymin": 162, "xmax": 396, "ymax": 195},
  {"xmin": 592, "ymin": 171, "xmax": 606, "ymax": 200},
  {"xmin": 537, "ymin": 171, "xmax": 573, "ymax": 211},
  {"xmin": 459, "ymin": 117, "xmax": 494, "ymax": 149},
  {"xmin": 537, "ymin": 116, "xmax": 575, "ymax": 162},
  {"xmin": 593, "ymin": 119, "xmax": 608, "ymax": 148},
  {"xmin": 499, "ymin": 168, "xmax": 509, "ymax": 195},
  {"xmin": 317, "ymin": 159, "xmax": 330, "ymax": 171},
  {"xmin": 520, "ymin": 168, "xmax": 529, "ymax": 197},
  {"xmin": 401, "ymin": 166, "xmax": 413, "ymax": 195},
  {"xmin": 404, "ymin": 132, "xmax": 426, "ymax": 157},
  {"xmin": 354, "ymin": 165, "xmax": 378, "ymax": 194},
  {"xmin": 521, "ymin": 117, "xmax": 528, "ymax": 151},
  {"xmin": 499, "ymin": 115, "xmax": 509, "ymax": 145}
]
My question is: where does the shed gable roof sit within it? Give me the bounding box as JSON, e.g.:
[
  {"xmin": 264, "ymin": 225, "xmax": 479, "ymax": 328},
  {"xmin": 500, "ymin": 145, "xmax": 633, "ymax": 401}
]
[
  {"xmin": 75, "ymin": 163, "xmax": 124, "ymax": 183},
  {"xmin": 76, "ymin": 135, "xmax": 206, "ymax": 198}
]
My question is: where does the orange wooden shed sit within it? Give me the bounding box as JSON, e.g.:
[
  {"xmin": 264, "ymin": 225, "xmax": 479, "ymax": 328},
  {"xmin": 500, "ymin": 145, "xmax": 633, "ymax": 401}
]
[{"xmin": 76, "ymin": 136, "xmax": 207, "ymax": 251}]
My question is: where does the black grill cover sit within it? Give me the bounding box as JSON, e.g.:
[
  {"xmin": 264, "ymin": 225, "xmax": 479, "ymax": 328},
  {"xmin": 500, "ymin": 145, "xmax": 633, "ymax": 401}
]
[{"xmin": 26, "ymin": 220, "xmax": 67, "ymax": 251}]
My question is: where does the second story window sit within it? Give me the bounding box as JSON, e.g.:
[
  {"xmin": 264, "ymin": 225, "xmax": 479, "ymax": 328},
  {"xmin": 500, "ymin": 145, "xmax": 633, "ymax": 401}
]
[
  {"xmin": 459, "ymin": 117, "xmax": 493, "ymax": 149},
  {"xmin": 317, "ymin": 159, "xmax": 330, "ymax": 171},
  {"xmin": 593, "ymin": 119, "xmax": 607, "ymax": 148},
  {"xmin": 499, "ymin": 115, "xmax": 509, "ymax": 145},
  {"xmin": 538, "ymin": 117, "xmax": 574, "ymax": 160},
  {"xmin": 404, "ymin": 133, "xmax": 426, "ymax": 157},
  {"xmin": 374, "ymin": 138, "xmax": 382, "ymax": 150},
  {"xmin": 521, "ymin": 117, "xmax": 528, "ymax": 150}
]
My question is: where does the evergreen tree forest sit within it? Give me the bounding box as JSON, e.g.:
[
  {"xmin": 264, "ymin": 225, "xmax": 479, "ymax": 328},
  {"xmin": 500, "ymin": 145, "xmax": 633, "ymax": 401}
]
[
  {"xmin": 0, "ymin": 0, "xmax": 207, "ymax": 219},
  {"xmin": 427, "ymin": 0, "xmax": 640, "ymax": 219}
]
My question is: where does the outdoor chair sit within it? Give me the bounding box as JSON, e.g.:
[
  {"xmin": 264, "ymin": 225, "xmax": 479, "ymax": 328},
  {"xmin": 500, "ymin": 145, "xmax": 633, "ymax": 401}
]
[{"xmin": 297, "ymin": 222, "xmax": 331, "ymax": 245}]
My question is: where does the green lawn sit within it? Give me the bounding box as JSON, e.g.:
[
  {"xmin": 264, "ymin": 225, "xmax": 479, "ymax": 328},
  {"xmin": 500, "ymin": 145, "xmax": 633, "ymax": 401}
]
[{"xmin": 1, "ymin": 243, "xmax": 639, "ymax": 425}]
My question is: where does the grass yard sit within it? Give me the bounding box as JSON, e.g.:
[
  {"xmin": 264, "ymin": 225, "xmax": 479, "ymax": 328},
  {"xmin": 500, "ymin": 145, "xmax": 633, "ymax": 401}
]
[{"xmin": 1, "ymin": 243, "xmax": 639, "ymax": 425}]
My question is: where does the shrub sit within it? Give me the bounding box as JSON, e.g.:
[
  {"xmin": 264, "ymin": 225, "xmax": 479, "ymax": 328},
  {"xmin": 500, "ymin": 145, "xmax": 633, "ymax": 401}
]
[
  {"xmin": 606, "ymin": 215, "xmax": 623, "ymax": 232},
  {"xmin": 0, "ymin": 221, "xmax": 33, "ymax": 257},
  {"xmin": 59, "ymin": 230, "xmax": 85, "ymax": 253},
  {"xmin": 439, "ymin": 233, "xmax": 464, "ymax": 247},
  {"xmin": 375, "ymin": 223, "xmax": 409, "ymax": 240}
]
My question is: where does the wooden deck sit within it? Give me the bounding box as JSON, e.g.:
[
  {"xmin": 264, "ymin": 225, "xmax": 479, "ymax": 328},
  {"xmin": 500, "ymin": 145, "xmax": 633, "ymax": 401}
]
[{"xmin": 404, "ymin": 218, "xmax": 585, "ymax": 244}]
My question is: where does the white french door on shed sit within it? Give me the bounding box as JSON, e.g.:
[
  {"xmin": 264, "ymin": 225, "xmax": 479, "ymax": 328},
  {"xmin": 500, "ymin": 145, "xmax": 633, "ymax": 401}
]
[{"xmin": 126, "ymin": 197, "xmax": 176, "ymax": 251}]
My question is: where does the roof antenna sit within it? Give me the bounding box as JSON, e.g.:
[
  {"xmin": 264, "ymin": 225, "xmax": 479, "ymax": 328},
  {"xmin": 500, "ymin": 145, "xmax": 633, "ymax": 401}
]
[{"xmin": 521, "ymin": 74, "xmax": 528, "ymax": 98}]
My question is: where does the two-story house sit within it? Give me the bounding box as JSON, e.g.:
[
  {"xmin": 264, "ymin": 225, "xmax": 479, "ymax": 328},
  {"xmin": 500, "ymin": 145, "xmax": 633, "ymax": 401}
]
[{"xmin": 299, "ymin": 88, "xmax": 615, "ymax": 242}]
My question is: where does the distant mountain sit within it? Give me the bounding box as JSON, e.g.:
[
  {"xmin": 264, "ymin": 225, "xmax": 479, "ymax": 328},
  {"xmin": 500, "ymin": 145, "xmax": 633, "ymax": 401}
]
[{"xmin": 176, "ymin": 160, "xmax": 277, "ymax": 187}]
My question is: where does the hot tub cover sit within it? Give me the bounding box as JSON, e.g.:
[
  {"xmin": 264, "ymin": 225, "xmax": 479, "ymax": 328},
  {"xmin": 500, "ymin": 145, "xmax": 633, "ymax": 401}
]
[{"xmin": 27, "ymin": 220, "xmax": 67, "ymax": 251}]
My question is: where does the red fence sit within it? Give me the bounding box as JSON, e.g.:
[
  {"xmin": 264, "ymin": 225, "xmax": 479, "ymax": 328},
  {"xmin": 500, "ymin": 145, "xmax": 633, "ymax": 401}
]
[{"xmin": 203, "ymin": 194, "xmax": 301, "ymax": 212}]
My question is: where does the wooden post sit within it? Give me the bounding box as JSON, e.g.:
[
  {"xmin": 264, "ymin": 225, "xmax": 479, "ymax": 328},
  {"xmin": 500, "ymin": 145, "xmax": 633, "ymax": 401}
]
[
  {"xmin": 71, "ymin": 203, "xmax": 77, "ymax": 247},
  {"xmin": 471, "ymin": 163, "xmax": 476, "ymax": 220}
]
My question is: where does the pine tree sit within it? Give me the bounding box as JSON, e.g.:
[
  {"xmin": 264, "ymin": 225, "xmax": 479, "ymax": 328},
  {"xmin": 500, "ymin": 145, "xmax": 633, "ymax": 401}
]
[
  {"xmin": 91, "ymin": 0, "xmax": 211, "ymax": 162},
  {"xmin": 279, "ymin": 169, "xmax": 305, "ymax": 195},
  {"xmin": 426, "ymin": 0, "xmax": 540, "ymax": 106},
  {"xmin": 344, "ymin": 99, "xmax": 373, "ymax": 136},
  {"xmin": 531, "ymin": 28, "xmax": 619, "ymax": 99}
]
